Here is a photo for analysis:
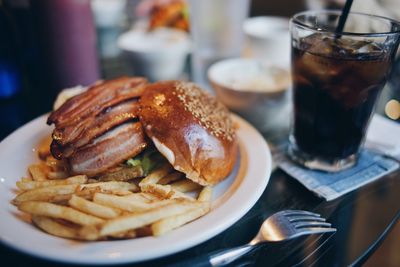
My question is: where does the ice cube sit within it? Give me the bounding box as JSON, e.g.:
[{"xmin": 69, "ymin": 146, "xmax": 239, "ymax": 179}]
[
  {"xmin": 310, "ymin": 36, "xmax": 334, "ymax": 54},
  {"xmin": 299, "ymin": 34, "xmax": 333, "ymax": 54},
  {"xmin": 357, "ymin": 42, "xmax": 384, "ymax": 56},
  {"xmin": 335, "ymin": 38, "xmax": 369, "ymax": 49},
  {"xmin": 334, "ymin": 39, "xmax": 384, "ymax": 58}
]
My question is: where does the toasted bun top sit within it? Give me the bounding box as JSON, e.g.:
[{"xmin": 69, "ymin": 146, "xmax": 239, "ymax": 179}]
[{"xmin": 139, "ymin": 81, "xmax": 238, "ymax": 186}]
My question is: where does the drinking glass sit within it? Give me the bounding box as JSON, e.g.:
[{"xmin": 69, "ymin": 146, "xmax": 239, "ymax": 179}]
[
  {"xmin": 288, "ymin": 10, "xmax": 400, "ymax": 172},
  {"xmin": 187, "ymin": 0, "xmax": 250, "ymax": 88}
]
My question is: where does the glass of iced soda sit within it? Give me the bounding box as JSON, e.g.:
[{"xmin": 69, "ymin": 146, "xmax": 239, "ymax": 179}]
[{"xmin": 288, "ymin": 10, "xmax": 400, "ymax": 172}]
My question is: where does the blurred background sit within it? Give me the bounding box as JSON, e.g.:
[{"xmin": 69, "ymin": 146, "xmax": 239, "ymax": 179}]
[
  {"xmin": 0, "ymin": 1, "xmax": 399, "ymax": 265},
  {"xmin": 0, "ymin": 0, "xmax": 399, "ymax": 137}
]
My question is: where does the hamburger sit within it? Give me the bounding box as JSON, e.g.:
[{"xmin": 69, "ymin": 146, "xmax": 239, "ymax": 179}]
[{"xmin": 47, "ymin": 78, "xmax": 238, "ymax": 186}]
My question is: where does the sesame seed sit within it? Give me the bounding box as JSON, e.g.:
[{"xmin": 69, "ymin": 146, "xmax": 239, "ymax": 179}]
[{"xmin": 174, "ymin": 82, "xmax": 235, "ymax": 141}]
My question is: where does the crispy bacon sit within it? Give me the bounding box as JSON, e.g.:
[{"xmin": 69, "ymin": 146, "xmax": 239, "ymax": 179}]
[
  {"xmin": 48, "ymin": 77, "xmax": 150, "ymax": 177},
  {"xmin": 52, "ymin": 99, "xmax": 140, "ymax": 150},
  {"xmin": 68, "ymin": 122, "xmax": 148, "ymax": 176},
  {"xmin": 47, "ymin": 77, "xmax": 147, "ymax": 127}
]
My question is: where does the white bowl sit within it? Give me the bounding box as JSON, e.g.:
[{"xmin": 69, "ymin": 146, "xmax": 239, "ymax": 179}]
[
  {"xmin": 117, "ymin": 28, "xmax": 191, "ymax": 81},
  {"xmin": 243, "ymin": 16, "xmax": 291, "ymax": 67},
  {"xmin": 208, "ymin": 58, "xmax": 291, "ymax": 135}
]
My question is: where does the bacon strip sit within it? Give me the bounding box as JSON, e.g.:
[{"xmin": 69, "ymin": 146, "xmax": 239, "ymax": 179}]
[
  {"xmin": 68, "ymin": 122, "xmax": 148, "ymax": 176},
  {"xmin": 47, "ymin": 77, "xmax": 147, "ymax": 127},
  {"xmin": 52, "ymin": 99, "xmax": 140, "ymax": 149}
]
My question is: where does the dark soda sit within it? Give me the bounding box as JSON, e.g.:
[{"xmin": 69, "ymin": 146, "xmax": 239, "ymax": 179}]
[{"xmin": 291, "ymin": 34, "xmax": 392, "ymax": 160}]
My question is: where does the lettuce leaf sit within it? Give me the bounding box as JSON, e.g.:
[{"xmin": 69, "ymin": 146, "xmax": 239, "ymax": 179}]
[
  {"xmin": 126, "ymin": 158, "xmax": 141, "ymax": 167},
  {"xmin": 125, "ymin": 148, "xmax": 166, "ymax": 176}
]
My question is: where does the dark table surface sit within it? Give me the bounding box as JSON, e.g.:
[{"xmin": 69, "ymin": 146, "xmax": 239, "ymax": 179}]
[{"xmin": 1, "ymin": 91, "xmax": 400, "ymax": 267}]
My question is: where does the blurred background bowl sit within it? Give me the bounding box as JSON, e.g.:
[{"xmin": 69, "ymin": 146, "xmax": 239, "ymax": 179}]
[
  {"xmin": 208, "ymin": 58, "xmax": 291, "ymax": 137},
  {"xmin": 117, "ymin": 28, "xmax": 191, "ymax": 81}
]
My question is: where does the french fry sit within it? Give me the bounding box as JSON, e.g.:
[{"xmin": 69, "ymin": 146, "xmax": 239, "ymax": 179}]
[
  {"xmin": 31, "ymin": 215, "xmax": 82, "ymax": 239},
  {"xmin": 16, "ymin": 150, "xmax": 214, "ymax": 240},
  {"xmin": 94, "ymin": 192, "xmax": 151, "ymax": 205},
  {"xmin": 139, "ymin": 165, "xmax": 172, "ymax": 186},
  {"xmin": 79, "ymin": 181, "xmax": 138, "ymax": 193},
  {"xmin": 28, "ymin": 164, "xmax": 51, "ymax": 181},
  {"xmin": 74, "ymin": 181, "xmax": 138, "ymax": 200},
  {"xmin": 37, "ymin": 135, "xmax": 52, "ymax": 160},
  {"xmin": 108, "ymin": 230, "xmax": 137, "ymax": 239},
  {"xmin": 78, "ymin": 225, "xmax": 138, "ymax": 240},
  {"xmin": 158, "ymin": 172, "xmax": 183, "ymax": 185},
  {"xmin": 45, "ymin": 156, "xmax": 66, "ymax": 171},
  {"xmin": 21, "ymin": 177, "xmax": 32, "ymax": 182},
  {"xmin": 93, "ymin": 193, "xmax": 176, "ymax": 212},
  {"xmin": 19, "ymin": 201, "xmax": 104, "ymax": 225},
  {"xmin": 198, "ymin": 186, "xmax": 213, "ymax": 202},
  {"xmin": 123, "ymin": 192, "xmax": 159, "ymax": 202},
  {"xmin": 71, "ymin": 187, "xmax": 99, "ymax": 200},
  {"xmin": 78, "ymin": 225, "xmax": 101, "ymax": 241},
  {"xmin": 106, "ymin": 189, "xmax": 134, "ymax": 196},
  {"xmin": 99, "ymin": 200, "xmax": 202, "ymax": 237},
  {"xmin": 16, "ymin": 175, "xmax": 87, "ymax": 191},
  {"xmin": 13, "ymin": 181, "xmax": 137, "ymax": 205},
  {"xmin": 152, "ymin": 187, "xmax": 213, "ymax": 236},
  {"xmin": 69, "ymin": 195, "xmax": 121, "ymax": 219},
  {"xmin": 140, "ymin": 183, "xmax": 194, "ymax": 200},
  {"xmin": 138, "ymin": 192, "xmax": 162, "ymax": 201},
  {"xmin": 140, "ymin": 183, "xmax": 170, "ymax": 198},
  {"xmin": 170, "ymin": 179, "xmax": 202, "ymax": 193},
  {"xmin": 47, "ymin": 171, "xmax": 68, "ymax": 180},
  {"xmin": 152, "ymin": 202, "xmax": 210, "ymax": 236},
  {"xmin": 13, "ymin": 184, "xmax": 79, "ymax": 205}
]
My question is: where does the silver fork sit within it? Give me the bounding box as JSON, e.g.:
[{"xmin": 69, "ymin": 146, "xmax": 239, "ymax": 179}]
[{"xmin": 172, "ymin": 210, "xmax": 336, "ymax": 267}]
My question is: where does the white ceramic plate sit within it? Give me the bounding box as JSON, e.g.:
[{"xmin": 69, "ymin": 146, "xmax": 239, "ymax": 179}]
[{"xmin": 0, "ymin": 114, "xmax": 272, "ymax": 265}]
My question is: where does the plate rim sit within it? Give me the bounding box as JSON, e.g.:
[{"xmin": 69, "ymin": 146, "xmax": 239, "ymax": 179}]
[{"xmin": 0, "ymin": 113, "xmax": 272, "ymax": 265}]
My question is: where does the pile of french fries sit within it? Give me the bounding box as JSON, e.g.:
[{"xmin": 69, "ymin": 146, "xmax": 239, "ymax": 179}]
[{"xmin": 12, "ymin": 141, "xmax": 212, "ymax": 241}]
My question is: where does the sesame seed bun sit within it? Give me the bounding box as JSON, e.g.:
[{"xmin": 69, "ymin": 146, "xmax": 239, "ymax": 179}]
[{"xmin": 139, "ymin": 81, "xmax": 238, "ymax": 186}]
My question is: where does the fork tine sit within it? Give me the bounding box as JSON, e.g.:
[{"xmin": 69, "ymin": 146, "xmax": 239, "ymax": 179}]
[
  {"xmin": 297, "ymin": 227, "xmax": 337, "ymax": 235},
  {"xmin": 295, "ymin": 222, "xmax": 331, "ymax": 228},
  {"xmin": 281, "ymin": 210, "xmax": 321, "ymax": 218},
  {"xmin": 288, "ymin": 216, "xmax": 326, "ymax": 223}
]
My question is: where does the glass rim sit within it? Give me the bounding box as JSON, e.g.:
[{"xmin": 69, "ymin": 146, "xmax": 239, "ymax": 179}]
[{"xmin": 291, "ymin": 10, "xmax": 400, "ymax": 37}]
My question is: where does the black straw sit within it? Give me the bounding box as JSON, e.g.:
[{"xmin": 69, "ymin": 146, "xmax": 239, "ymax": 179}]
[{"xmin": 335, "ymin": 0, "xmax": 354, "ymax": 34}]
